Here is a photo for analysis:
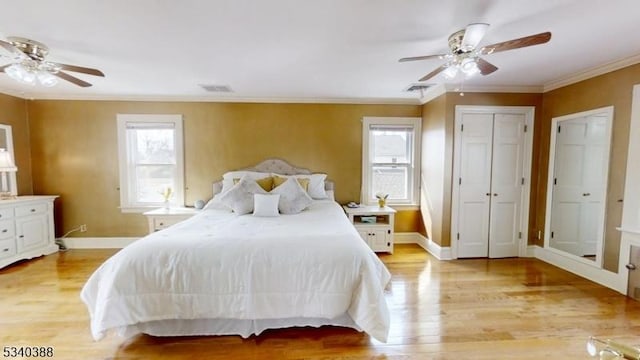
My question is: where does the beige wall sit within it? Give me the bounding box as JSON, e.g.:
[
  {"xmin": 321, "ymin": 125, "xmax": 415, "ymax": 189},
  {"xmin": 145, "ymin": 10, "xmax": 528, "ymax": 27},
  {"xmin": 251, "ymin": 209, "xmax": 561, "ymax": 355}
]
[
  {"xmin": 0, "ymin": 93, "xmax": 33, "ymax": 195},
  {"xmin": 421, "ymin": 92, "xmax": 543, "ymax": 247},
  {"xmin": 540, "ymin": 63, "xmax": 640, "ymax": 271},
  {"xmin": 420, "ymin": 94, "xmax": 446, "ymax": 243},
  {"xmin": 27, "ymin": 100, "xmax": 421, "ymax": 237}
]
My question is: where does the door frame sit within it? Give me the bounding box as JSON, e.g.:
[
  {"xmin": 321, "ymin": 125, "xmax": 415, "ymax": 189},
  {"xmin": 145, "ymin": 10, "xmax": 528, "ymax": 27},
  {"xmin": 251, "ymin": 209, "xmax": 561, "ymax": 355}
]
[
  {"xmin": 543, "ymin": 105, "xmax": 614, "ymax": 268},
  {"xmin": 451, "ymin": 105, "xmax": 535, "ymax": 259}
]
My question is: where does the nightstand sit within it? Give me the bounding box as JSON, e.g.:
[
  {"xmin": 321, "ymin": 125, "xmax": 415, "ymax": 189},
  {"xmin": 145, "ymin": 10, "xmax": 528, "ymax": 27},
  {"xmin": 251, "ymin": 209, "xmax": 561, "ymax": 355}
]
[
  {"xmin": 143, "ymin": 207, "xmax": 199, "ymax": 234},
  {"xmin": 343, "ymin": 205, "xmax": 396, "ymax": 253}
]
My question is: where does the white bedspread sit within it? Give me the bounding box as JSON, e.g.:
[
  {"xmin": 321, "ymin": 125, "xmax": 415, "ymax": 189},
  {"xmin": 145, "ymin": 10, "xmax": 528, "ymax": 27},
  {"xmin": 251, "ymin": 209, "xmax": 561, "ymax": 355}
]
[{"xmin": 81, "ymin": 200, "xmax": 391, "ymax": 342}]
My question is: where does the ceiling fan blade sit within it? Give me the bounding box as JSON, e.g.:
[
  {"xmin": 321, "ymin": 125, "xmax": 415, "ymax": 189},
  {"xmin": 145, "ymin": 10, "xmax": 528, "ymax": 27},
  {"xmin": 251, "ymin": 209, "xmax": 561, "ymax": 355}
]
[
  {"xmin": 0, "ymin": 39, "xmax": 19, "ymax": 55},
  {"xmin": 54, "ymin": 71, "xmax": 92, "ymax": 87},
  {"xmin": 53, "ymin": 63, "xmax": 104, "ymax": 77},
  {"xmin": 419, "ymin": 64, "xmax": 448, "ymax": 82},
  {"xmin": 461, "ymin": 23, "xmax": 489, "ymax": 51},
  {"xmin": 476, "ymin": 58, "xmax": 498, "ymax": 75},
  {"xmin": 481, "ymin": 32, "xmax": 552, "ymax": 55},
  {"xmin": 399, "ymin": 54, "xmax": 447, "ymax": 62}
]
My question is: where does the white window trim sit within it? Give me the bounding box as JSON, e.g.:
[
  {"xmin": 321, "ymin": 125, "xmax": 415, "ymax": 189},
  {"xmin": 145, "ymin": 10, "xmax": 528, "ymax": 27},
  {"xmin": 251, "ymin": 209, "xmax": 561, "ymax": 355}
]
[
  {"xmin": 361, "ymin": 117, "xmax": 421, "ymax": 207},
  {"xmin": 117, "ymin": 114, "xmax": 184, "ymax": 213}
]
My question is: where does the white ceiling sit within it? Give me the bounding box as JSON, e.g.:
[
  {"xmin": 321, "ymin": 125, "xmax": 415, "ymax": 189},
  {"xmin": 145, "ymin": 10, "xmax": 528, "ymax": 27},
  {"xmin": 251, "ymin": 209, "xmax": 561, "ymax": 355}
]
[{"xmin": 1, "ymin": 0, "xmax": 639, "ymax": 103}]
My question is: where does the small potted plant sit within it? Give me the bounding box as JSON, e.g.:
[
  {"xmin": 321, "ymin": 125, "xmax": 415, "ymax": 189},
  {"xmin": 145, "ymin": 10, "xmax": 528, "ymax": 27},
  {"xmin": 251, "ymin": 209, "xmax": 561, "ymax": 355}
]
[{"xmin": 375, "ymin": 192, "xmax": 389, "ymax": 208}]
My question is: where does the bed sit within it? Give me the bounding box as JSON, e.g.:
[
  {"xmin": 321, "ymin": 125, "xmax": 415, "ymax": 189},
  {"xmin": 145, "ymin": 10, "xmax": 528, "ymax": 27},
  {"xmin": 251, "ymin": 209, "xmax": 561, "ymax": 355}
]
[{"xmin": 80, "ymin": 159, "xmax": 391, "ymax": 342}]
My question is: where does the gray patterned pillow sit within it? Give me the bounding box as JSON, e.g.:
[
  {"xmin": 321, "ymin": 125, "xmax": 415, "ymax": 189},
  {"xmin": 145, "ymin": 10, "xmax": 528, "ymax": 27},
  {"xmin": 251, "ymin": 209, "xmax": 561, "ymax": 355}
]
[
  {"xmin": 218, "ymin": 176, "xmax": 267, "ymax": 215},
  {"xmin": 271, "ymin": 176, "xmax": 313, "ymax": 214}
]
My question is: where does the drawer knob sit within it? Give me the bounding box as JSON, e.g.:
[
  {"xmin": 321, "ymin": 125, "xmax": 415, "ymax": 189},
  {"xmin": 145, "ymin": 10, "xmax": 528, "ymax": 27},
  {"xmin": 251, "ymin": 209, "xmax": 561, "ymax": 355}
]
[
  {"xmin": 18, "ymin": 235, "xmax": 24, "ymax": 238},
  {"xmin": 1, "ymin": 229, "xmax": 7, "ymax": 233},
  {"xmin": 159, "ymin": 222, "xmax": 164, "ymax": 226},
  {"xmin": 30, "ymin": 208, "xmax": 36, "ymax": 212},
  {"xmin": 2, "ymin": 248, "xmax": 8, "ymax": 252}
]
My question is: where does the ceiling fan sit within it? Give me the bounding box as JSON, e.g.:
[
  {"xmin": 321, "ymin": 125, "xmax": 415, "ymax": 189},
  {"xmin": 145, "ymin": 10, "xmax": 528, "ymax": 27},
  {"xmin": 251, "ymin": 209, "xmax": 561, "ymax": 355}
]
[
  {"xmin": 0, "ymin": 37, "xmax": 104, "ymax": 87},
  {"xmin": 399, "ymin": 23, "xmax": 551, "ymax": 82}
]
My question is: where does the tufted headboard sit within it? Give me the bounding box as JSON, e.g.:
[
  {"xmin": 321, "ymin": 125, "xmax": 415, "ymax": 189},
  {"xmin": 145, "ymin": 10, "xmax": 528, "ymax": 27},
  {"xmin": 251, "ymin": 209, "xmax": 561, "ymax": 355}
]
[{"xmin": 212, "ymin": 158, "xmax": 335, "ymax": 195}]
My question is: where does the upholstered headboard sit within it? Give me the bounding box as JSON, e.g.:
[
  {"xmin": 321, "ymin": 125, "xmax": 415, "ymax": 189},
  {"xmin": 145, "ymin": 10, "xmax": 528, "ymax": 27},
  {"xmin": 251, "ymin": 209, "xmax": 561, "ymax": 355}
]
[{"xmin": 212, "ymin": 158, "xmax": 335, "ymax": 195}]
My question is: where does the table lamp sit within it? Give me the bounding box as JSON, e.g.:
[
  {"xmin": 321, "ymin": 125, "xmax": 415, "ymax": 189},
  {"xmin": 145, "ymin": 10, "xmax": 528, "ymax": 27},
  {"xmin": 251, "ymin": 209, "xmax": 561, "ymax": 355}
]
[{"xmin": 0, "ymin": 149, "xmax": 17, "ymax": 199}]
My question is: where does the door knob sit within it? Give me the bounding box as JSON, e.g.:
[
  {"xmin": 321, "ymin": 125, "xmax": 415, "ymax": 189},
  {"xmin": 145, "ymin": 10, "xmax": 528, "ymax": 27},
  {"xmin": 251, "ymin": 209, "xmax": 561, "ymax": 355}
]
[
  {"xmin": 626, "ymin": 263, "xmax": 637, "ymax": 270},
  {"xmin": 582, "ymin": 193, "xmax": 591, "ymax": 196}
]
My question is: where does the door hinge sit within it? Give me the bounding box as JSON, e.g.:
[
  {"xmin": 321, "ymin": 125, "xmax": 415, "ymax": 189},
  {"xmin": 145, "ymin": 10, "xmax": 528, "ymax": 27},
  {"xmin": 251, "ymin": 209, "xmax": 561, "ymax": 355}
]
[
  {"xmin": 551, "ymin": 231, "xmax": 554, "ymax": 238},
  {"xmin": 459, "ymin": 177, "xmax": 462, "ymax": 185},
  {"xmin": 521, "ymin": 177, "xmax": 525, "ymax": 185},
  {"xmin": 461, "ymin": 124, "xmax": 464, "ymax": 132},
  {"xmin": 457, "ymin": 233, "xmax": 460, "ymax": 240},
  {"xmin": 518, "ymin": 232, "xmax": 522, "ymax": 239},
  {"xmin": 558, "ymin": 125, "xmax": 561, "ymax": 133},
  {"xmin": 524, "ymin": 124, "xmax": 528, "ymax": 133}
]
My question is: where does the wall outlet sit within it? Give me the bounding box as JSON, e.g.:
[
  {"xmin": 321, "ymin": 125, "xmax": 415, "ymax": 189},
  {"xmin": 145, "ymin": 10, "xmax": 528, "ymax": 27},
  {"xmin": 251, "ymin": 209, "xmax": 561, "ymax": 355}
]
[{"xmin": 80, "ymin": 224, "xmax": 87, "ymax": 232}]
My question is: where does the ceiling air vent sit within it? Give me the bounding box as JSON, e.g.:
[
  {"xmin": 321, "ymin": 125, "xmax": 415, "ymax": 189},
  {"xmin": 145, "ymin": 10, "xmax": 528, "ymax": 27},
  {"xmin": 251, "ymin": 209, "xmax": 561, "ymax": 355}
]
[
  {"xmin": 404, "ymin": 83, "xmax": 434, "ymax": 92},
  {"xmin": 199, "ymin": 84, "xmax": 233, "ymax": 93}
]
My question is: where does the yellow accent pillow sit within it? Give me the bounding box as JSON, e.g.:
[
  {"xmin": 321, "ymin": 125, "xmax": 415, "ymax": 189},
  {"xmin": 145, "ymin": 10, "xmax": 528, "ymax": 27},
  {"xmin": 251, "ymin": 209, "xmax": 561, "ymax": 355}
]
[
  {"xmin": 272, "ymin": 175, "xmax": 310, "ymax": 192},
  {"xmin": 233, "ymin": 176, "xmax": 274, "ymax": 192}
]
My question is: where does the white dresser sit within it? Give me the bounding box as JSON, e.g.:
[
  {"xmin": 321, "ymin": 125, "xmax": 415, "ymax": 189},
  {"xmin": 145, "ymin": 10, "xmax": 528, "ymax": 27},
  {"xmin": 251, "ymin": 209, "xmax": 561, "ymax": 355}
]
[{"xmin": 0, "ymin": 196, "xmax": 58, "ymax": 269}]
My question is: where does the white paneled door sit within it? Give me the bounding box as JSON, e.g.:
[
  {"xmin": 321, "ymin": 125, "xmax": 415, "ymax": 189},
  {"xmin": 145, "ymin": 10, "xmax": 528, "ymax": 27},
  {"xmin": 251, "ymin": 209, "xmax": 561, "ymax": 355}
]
[
  {"xmin": 456, "ymin": 110, "xmax": 528, "ymax": 258},
  {"xmin": 550, "ymin": 115, "xmax": 608, "ymax": 256}
]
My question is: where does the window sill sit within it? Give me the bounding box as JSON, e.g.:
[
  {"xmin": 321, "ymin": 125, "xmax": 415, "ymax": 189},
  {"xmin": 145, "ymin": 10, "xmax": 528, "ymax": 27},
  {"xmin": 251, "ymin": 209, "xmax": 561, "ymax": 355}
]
[
  {"xmin": 119, "ymin": 205, "xmax": 183, "ymax": 214},
  {"xmin": 363, "ymin": 203, "xmax": 420, "ymax": 211}
]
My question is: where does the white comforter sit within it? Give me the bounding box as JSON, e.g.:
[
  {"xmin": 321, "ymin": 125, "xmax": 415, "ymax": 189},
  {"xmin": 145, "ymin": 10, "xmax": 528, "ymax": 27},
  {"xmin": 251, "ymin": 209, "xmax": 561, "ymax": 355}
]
[{"xmin": 81, "ymin": 200, "xmax": 391, "ymax": 342}]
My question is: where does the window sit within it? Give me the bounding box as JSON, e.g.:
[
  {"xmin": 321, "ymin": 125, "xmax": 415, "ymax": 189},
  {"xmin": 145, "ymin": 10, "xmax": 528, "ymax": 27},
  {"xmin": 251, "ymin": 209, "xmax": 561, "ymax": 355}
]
[
  {"xmin": 117, "ymin": 114, "xmax": 184, "ymax": 212},
  {"xmin": 362, "ymin": 117, "xmax": 421, "ymax": 206}
]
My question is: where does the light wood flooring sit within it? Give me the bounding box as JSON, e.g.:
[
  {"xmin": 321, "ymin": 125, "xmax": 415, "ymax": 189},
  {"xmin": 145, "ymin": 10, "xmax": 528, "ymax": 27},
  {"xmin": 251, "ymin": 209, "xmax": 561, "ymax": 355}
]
[{"xmin": 1, "ymin": 244, "xmax": 639, "ymax": 359}]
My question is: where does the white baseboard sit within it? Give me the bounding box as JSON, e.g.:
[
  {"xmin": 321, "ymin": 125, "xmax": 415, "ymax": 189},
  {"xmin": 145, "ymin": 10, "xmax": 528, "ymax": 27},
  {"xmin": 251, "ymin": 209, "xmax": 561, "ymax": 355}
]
[
  {"xmin": 531, "ymin": 245, "xmax": 626, "ymax": 294},
  {"xmin": 395, "ymin": 232, "xmax": 452, "ymax": 260},
  {"xmin": 61, "ymin": 237, "xmax": 139, "ymax": 249}
]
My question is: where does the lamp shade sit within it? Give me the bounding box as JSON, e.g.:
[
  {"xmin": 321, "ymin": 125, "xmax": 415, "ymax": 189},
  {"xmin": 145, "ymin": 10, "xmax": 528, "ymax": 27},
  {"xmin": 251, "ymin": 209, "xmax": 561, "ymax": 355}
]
[{"xmin": 0, "ymin": 149, "xmax": 17, "ymax": 172}]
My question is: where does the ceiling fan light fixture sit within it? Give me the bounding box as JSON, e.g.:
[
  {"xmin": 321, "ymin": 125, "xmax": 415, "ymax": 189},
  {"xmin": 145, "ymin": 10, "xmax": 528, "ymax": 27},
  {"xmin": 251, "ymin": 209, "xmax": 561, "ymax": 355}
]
[
  {"xmin": 442, "ymin": 65, "xmax": 459, "ymax": 79},
  {"xmin": 37, "ymin": 71, "xmax": 58, "ymax": 87},
  {"xmin": 460, "ymin": 58, "xmax": 480, "ymax": 76}
]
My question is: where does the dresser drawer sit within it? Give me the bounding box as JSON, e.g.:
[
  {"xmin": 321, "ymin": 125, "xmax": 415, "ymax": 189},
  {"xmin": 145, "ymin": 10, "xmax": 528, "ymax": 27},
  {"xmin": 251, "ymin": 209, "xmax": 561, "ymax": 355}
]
[
  {"xmin": 0, "ymin": 220, "xmax": 15, "ymax": 240},
  {"xmin": 0, "ymin": 238, "xmax": 16, "ymax": 260},
  {"xmin": 15, "ymin": 203, "xmax": 47, "ymax": 217},
  {"xmin": 0, "ymin": 208, "xmax": 13, "ymax": 220}
]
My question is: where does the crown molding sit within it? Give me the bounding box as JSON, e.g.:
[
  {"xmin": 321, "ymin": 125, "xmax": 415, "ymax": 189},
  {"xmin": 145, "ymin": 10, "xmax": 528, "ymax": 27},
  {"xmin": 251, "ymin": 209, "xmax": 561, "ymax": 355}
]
[
  {"xmin": 543, "ymin": 53, "xmax": 640, "ymax": 92},
  {"xmin": 0, "ymin": 91, "xmax": 423, "ymax": 106}
]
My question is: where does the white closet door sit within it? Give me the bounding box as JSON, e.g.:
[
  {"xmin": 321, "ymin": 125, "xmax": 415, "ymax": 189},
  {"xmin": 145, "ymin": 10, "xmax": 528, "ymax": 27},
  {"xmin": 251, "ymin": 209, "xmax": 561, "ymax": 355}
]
[
  {"xmin": 457, "ymin": 113, "xmax": 493, "ymax": 258},
  {"xmin": 488, "ymin": 114, "xmax": 525, "ymax": 258},
  {"xmin": 550, "ymin": 119, "xmax": 588, "ymax": 255}
]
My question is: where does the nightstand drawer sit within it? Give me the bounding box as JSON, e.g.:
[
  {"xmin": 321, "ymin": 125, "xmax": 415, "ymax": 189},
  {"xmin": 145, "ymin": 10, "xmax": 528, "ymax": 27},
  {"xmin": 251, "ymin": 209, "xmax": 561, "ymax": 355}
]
[
  {"xmin": 16, "ymin": 203, "xmax": 47, "ymax": 217},
  {"xmin": 153, "ymin": 217, "xmax": 184, "ymax": 230}
]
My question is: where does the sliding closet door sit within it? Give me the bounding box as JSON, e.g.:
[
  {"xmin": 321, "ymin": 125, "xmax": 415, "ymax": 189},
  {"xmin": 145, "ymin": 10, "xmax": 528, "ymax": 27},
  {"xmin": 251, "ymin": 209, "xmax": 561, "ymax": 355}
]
[
  {"xmin": 488, "ymin": 114, "xmax": 526, "ymax": 258},
  {"xmin": 457, "ymin": 113, "xmax": 493, "ymax": 258}
]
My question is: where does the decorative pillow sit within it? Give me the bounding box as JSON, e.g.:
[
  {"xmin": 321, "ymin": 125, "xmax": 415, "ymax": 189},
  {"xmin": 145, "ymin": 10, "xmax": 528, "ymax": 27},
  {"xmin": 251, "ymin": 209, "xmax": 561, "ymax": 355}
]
[
  {"xmin": 272, "ymin": 173, "xmax": 327, "ymax": 199},
  {"xmin": 253, "ymin": 194, "xmax": 280, "ymax": 217},
  {"xmin": 272, "ymin": 174, "xmax": 309, "ymax": 191},
  {"xmin": 271, "ymin": 177, "xmax": 313, "ymax": 214},
  {"xmin": 221, "ymin": 171, "xmax": 270, "ymax": 193},
  {"xmin": 233, "ymin": 176, "xmax": 273, "ymax": 192},
  {"xmin": 218, "ymin": 177, "xmax": 267, "ymax": 214}
]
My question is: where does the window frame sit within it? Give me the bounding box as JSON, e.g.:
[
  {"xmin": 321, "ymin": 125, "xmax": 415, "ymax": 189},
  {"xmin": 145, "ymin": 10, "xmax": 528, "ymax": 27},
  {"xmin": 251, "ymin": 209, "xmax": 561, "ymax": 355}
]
[
  {"xmin": 361, "ymin": 117, "xmax": 421, "ymax": 207},
  {"xmin": 117, "ymin": 114, "xmax": 184, "ymax": 213}
]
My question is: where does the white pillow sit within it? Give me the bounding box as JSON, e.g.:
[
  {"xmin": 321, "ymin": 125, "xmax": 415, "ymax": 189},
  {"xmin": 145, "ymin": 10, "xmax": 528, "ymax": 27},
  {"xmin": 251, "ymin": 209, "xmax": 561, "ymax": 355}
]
[
  {"xmin": 272, "ymin": 173, "xmax": 327, "ymax": 199},
  {"xmin": 271, "ymin": 177, "xmax": 313, "ymax": 214},
  {"xmin": 253, "ymin": 194, "xmax": 280, "ymax": 217},
  {"xmin": 221, "ymin": 171, "xmax": 271, "ymax": 193},
  {"xmin": 218, "ymin": 176, "xmax": 267, "ymax": 214}
]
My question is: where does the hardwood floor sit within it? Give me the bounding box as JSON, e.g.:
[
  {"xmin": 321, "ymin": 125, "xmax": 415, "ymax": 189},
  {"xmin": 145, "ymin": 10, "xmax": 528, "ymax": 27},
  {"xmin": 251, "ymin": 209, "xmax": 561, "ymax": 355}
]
[{"xmin": 1, "ymin": 244, "xmax": 639, "ymax": 359}]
